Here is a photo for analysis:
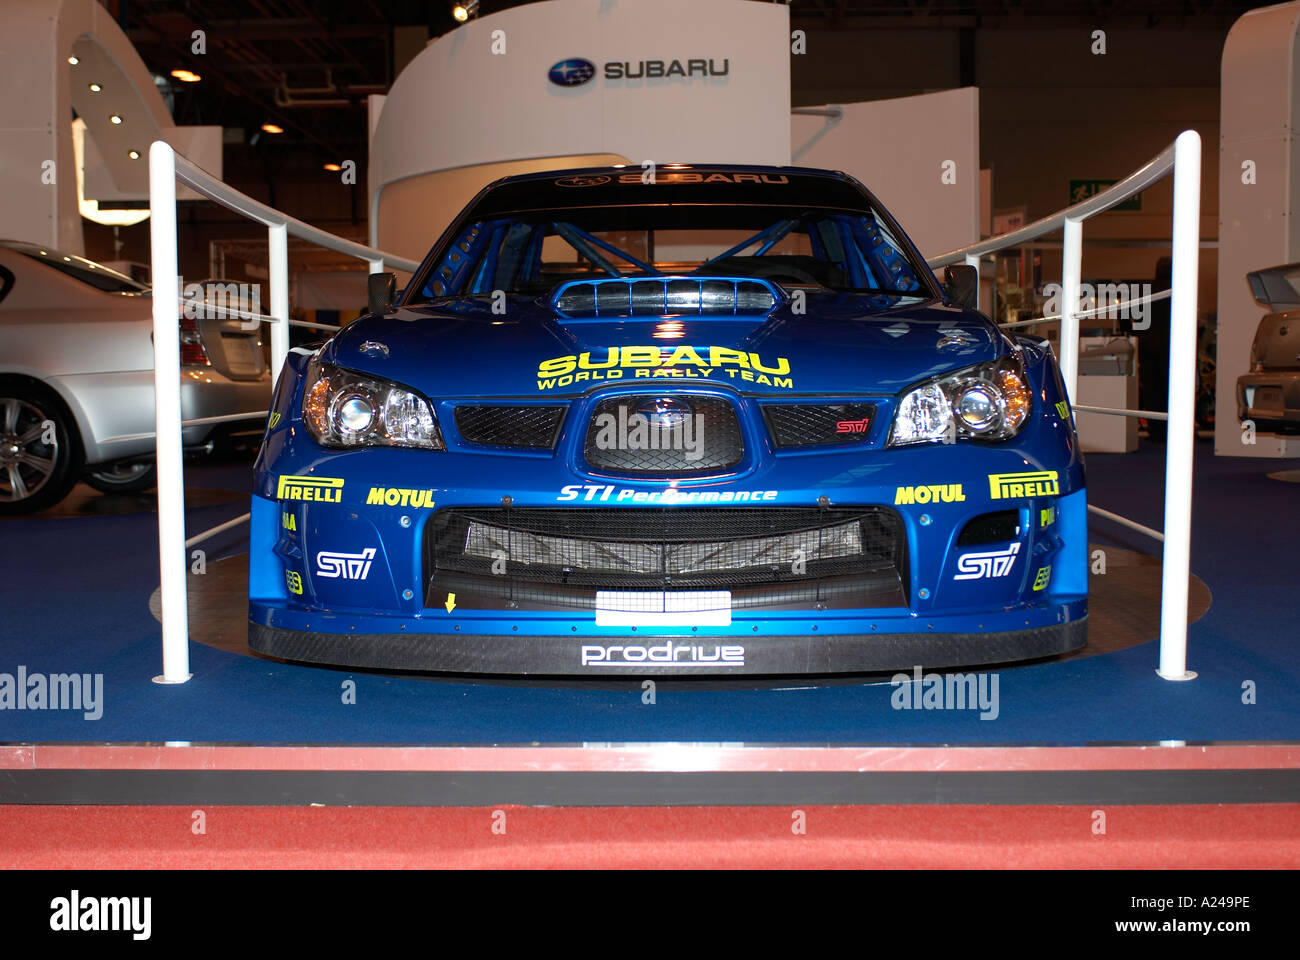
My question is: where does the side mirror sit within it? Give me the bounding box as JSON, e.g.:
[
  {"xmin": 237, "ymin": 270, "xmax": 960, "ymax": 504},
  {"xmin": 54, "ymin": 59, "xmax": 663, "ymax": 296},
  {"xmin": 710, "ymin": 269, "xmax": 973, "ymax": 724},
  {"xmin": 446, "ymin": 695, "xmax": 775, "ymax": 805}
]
[
  {"xmin": 943, "ymin": 264, "xmax": 979, "ymax": 310},
  {"xmin": 367, "ymin": 271, "xmax": 397, "ymax": 315}
]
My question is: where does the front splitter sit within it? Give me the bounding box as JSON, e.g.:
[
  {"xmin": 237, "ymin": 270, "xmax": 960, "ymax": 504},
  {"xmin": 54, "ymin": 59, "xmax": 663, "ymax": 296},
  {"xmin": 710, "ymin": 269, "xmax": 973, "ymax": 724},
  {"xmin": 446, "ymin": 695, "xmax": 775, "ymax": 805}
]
[{"xmin": 248, "ymin": 617, "xmax": 1087, "ymax": 676}]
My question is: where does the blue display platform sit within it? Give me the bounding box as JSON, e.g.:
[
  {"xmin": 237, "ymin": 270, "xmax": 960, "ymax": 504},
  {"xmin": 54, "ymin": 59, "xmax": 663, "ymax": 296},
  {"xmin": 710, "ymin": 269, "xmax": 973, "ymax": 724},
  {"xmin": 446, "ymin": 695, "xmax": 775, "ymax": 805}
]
[{"xmin": 0, "ymin": 439, "xmax": 1296, "ymax": 746}]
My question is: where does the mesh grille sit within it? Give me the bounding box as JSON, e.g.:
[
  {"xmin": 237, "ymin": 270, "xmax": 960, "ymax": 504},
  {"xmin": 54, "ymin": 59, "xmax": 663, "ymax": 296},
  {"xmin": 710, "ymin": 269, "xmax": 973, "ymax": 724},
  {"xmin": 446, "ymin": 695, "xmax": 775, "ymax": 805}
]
[
  {"xmin": 583, "ymin": 395, "xmax": 743, "ymax": 475},
  {"xmin": 763, "ymin": 402, "xmax": 877, "ymax": 447},
  {"xmin": 425, "ymin": 506, "xmax": 905, "ymax": 609},
  {"xmin": 454, "ymin": 405, "xmax": 567, "ymax": 448}
]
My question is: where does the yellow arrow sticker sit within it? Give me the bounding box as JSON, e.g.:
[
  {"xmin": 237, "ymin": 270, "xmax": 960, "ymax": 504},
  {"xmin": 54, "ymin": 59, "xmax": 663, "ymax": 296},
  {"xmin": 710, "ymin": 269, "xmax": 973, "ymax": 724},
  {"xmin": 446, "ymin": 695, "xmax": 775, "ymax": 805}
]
[{"xmin": 444, "ymin": 593, "xmax": 456, "ymax": 613}]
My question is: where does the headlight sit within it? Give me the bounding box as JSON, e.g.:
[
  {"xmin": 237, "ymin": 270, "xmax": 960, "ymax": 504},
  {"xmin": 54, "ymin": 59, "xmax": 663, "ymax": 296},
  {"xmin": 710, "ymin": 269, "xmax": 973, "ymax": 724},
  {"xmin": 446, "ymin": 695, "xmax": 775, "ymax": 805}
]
[
  {"xmin": 889, "ymin": 354, "xmax": 1032, "ymax": 446},
  {"xmin": 302, "ymin": 361, "xmax": 444, "ymax": 450}
]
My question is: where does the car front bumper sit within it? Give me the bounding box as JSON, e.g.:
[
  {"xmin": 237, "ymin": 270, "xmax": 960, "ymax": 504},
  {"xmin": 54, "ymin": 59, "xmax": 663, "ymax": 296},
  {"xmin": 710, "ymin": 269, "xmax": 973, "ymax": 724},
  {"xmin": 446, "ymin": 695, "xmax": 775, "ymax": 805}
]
[{"xmin": 248, "ymin": 616, "xmax": 1086, "ymax": 675}]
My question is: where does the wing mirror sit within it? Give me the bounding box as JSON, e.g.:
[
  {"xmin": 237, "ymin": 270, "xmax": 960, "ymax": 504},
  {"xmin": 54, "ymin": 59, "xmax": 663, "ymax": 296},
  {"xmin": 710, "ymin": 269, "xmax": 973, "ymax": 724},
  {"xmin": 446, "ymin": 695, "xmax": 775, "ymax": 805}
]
[
  {"xmin": 367, "ymin": 271, "xmax": 397, "ymax": 315},
  {"xmin": 943, "ymin": 264, "xmax": 979, "ymax": 310}
]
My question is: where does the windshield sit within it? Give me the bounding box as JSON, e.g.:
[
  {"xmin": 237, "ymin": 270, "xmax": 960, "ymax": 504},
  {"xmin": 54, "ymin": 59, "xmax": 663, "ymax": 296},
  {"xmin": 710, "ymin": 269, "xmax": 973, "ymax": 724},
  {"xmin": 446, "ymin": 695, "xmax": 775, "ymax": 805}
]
[
  {"xmin": 410, "ymin": 203, "xmax": 935, "ymax": 302},
  {"xmin": 1, "ymin": 242, "xmax": 147, "ymax": 294}
]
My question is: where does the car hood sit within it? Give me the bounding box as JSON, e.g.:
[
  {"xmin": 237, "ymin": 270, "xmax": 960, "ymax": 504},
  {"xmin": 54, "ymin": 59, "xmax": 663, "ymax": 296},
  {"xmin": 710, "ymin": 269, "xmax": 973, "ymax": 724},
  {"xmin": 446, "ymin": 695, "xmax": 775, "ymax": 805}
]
[{"xmin": 319, "ymin": 291, "xmax": 1007, "ymax": 398}]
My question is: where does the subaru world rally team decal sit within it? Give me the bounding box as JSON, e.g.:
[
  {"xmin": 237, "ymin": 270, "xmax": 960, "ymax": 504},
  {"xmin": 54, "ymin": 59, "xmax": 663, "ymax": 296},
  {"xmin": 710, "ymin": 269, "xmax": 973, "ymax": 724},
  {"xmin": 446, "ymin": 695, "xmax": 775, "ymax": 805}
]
[{"xmin": 536, "ymin": 345, "xmax": 793, "ymax": 390}]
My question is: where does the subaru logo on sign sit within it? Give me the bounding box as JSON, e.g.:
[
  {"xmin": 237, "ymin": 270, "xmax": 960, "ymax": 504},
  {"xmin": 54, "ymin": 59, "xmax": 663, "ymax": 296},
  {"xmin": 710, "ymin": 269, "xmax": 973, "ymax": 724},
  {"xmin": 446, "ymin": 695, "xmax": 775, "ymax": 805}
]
[
  {"xmin": 549, "ymin": 58, "xmax": 596, "ymax": 87},
  {"xmin": 636, "ymin": 396, "xmax": 694, "ymax": 430}
]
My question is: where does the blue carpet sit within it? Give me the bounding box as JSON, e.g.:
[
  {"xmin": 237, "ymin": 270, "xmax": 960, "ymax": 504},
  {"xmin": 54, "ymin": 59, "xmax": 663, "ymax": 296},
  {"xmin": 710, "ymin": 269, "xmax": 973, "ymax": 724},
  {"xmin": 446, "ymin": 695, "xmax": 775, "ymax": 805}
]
[{"xmin": 0, "ymin": 441, "xmax": 1296, "ymax": 744}]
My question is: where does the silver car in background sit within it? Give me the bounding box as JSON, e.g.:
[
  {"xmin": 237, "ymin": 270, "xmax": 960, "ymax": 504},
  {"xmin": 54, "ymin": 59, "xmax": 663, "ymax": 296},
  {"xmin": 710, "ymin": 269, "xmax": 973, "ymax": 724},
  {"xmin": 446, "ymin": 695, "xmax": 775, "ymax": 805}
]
[{"xmin": 0, "ymin": 240, "xmax": 271, "ymax": 513}]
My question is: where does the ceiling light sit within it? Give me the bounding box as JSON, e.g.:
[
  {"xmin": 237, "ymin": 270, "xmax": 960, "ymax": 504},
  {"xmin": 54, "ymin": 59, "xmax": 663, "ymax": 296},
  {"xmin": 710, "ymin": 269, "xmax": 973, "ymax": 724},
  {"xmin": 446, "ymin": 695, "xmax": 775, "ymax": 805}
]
[
  {"xmin": 68, "ymin": 56, "xmax": 79, "ymax": 65},
  {"xmin": 261, "ymin": 123, "xmax": 284, "ymax": 134},
  {"xmin": 452, "ymin": 1, "xmax": 479, "ymax": 22},
  {"xmin": 169, "ymin": 69, "xmax": 201, "ymax": 83},
  {"xmin": 89, "ymin": 82, "xmax": 102, "ymax": 92},
  {"xmin": 128, "ymin": 150, "xmax": 140, "ymax": 160},
  {"xmin": 109, "ymin": 114, "xmax": 122, "ymax": 124},
  {"xmin": 323, "ymin": 163, "xmax": 342, "ymax": 172}
]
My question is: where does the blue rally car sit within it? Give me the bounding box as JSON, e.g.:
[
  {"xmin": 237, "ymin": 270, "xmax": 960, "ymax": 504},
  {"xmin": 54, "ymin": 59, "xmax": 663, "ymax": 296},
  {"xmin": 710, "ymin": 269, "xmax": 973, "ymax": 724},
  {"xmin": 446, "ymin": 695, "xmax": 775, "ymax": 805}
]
[{"xmin": 248, "ymin": 165, "xmax": 1087, "ymax": 674}]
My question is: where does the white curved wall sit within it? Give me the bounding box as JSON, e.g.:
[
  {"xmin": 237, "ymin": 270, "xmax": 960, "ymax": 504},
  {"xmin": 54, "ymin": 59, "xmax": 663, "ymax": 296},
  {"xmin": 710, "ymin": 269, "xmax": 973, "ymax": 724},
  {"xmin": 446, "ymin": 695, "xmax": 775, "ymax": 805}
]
[
  {"xmin": 1216, "ymin": 1, "xmax": 1300, "ymax": 457},
  {"xmin": 369, "ymin": 0, "xmax": 791, "ymax": 258},
  {"xmin": 0, "ymin": 0, "xmax": 220, "ymax": 254}
]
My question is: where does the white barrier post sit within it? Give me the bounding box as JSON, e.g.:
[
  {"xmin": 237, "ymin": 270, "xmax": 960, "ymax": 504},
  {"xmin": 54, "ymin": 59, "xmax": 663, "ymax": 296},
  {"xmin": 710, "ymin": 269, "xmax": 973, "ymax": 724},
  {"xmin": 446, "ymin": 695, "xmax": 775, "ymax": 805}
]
[
  {"xmin": 1059, "ymin": 217, "xmax": 1083, "ymax": 402},
  {"xmin": 148, "ymin": 141, "xmax": 191, "ymax": 684},
  {"xmin": 268, "ymin": 223, "xmax": 290, "ymax": 380},
  {"xmin": 1157, "ymin": 129, "xmax": 1202, "ymax": 682}
]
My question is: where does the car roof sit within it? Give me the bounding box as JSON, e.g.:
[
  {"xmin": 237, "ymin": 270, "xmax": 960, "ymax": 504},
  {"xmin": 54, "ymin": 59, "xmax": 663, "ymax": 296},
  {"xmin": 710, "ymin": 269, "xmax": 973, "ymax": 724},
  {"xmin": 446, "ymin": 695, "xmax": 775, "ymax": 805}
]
[{"xmin": 0, "ymin": 240, "xmax": 148, "ymax": 291}]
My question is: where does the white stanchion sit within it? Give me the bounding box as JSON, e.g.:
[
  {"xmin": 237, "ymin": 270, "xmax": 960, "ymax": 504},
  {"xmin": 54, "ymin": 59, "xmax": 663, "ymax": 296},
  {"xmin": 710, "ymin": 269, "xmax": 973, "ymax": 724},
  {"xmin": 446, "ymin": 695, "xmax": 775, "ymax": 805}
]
[
  {"xmin": 268, "ymin": 223, "xmax": 290, "ymax": 381},
  {"xmin": 148, "ymin": 142, "xmax": 191, "ymax": 685},
  {"xmin": 1059, "ymin": 217, "xmax": 1083, "ymax": 403},
  {"xmin": 1157, "ymin": 129, "xmax": 1202, "ymax": 682}
]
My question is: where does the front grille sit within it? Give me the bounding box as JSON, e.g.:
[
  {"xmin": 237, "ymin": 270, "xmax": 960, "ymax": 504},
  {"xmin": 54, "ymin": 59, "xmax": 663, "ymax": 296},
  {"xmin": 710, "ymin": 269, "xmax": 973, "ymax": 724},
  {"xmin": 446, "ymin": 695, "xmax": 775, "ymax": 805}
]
[
  {"xmin": 424, "ymin": 506, "xmax": 907, "ymax": 611},
  {"xmin": 454, "ymin": 404, "xmax": 567, "ymax": 448},
  {"xmin": 583, "ymin": 394, "xmax": 743, "ymax": 475},
  {"xmin": 763, "ymin": 402, "xmax": 878, "ymax": 447}
]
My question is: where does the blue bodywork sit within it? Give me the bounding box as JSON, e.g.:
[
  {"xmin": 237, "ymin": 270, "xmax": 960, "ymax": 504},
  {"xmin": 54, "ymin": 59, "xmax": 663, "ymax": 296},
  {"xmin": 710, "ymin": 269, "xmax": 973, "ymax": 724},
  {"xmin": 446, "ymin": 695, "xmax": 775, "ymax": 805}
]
[{"xmin": 248, "ymin": 165, "xmax": 1086, "ymax": 675}]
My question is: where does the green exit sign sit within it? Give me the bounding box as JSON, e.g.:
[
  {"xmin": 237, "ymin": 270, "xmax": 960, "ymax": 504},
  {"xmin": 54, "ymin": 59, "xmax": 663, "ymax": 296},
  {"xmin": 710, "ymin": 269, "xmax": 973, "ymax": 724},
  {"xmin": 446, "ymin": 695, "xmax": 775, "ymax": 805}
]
[{"xmin": 1069, "ymin": 179, "xmax": 1142, "ymax": 211}]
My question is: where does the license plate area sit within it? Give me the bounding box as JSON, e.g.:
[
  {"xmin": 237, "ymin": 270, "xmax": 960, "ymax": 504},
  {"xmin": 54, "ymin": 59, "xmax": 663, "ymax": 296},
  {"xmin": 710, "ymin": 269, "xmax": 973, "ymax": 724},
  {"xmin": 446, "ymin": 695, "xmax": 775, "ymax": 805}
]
[{"xmin": 595, "ymin": 590, "xmax": 732, "ymax": 626}]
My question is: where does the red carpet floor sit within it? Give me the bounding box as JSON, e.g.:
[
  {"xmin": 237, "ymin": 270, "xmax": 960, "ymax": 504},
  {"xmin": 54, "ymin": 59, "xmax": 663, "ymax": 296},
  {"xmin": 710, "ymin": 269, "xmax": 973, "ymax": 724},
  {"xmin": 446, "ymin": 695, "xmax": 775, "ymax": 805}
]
[{"xmin": 4, "ymin": 804, "xmax": 1298, "ymax": 869}]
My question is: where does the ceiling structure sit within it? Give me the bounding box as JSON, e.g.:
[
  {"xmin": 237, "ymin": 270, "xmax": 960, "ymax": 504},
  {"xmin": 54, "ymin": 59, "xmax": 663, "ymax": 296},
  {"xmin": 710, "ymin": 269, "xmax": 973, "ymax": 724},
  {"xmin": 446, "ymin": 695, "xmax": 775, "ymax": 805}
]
[{"xmin": 120, "ymin": 0, "xmax": 1261, "ymax": 170}]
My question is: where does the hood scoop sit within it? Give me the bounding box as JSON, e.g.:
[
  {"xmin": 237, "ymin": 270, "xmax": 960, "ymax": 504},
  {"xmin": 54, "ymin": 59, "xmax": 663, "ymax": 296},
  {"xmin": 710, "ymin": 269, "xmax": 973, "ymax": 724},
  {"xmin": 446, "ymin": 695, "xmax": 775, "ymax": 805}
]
[{"xmin": 550, "ymin": 275, "xmax": 782, "ymax": 320}]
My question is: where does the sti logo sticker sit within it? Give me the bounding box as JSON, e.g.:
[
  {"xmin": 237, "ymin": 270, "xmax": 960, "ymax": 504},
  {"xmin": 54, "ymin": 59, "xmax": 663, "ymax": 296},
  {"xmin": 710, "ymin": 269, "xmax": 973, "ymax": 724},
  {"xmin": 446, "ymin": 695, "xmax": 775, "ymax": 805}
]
[
  {"xmin": 988, "ymin": 470, "xmax": 1060, "ymax": 499},
  {"xmin": 954, "ymin": 542, "xmax": 1020, "ymax": 581},
  {"xmin": 835, "ymin": 418, "xmax": 872, "ymax": 434},
  {"xmin": 277, "ymin": 475, "xmax": 344, "ymax": 502},
  {"xmin": 315, "ymin": 548, "xmax": 376, "ymax": 581}
]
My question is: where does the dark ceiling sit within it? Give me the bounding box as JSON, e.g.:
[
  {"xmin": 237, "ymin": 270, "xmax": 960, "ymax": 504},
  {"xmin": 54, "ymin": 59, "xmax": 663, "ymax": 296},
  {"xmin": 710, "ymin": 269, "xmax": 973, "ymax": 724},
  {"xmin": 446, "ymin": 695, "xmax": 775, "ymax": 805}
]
[{"xmin": 119, "ymin": 0, "xmax": 1260, "ymax": 176}]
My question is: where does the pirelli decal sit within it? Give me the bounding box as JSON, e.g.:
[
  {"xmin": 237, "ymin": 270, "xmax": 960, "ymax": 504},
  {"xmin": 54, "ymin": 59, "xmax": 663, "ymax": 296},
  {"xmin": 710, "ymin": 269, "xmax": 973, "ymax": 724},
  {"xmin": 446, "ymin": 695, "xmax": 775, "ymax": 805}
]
[
  {"xmin": 277, "ymin": 475, "xmax": 344, "ymax": 502},
  {"xmin": 988, "ymin": 470, "xmax": 1060, "ymax": 500}
]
